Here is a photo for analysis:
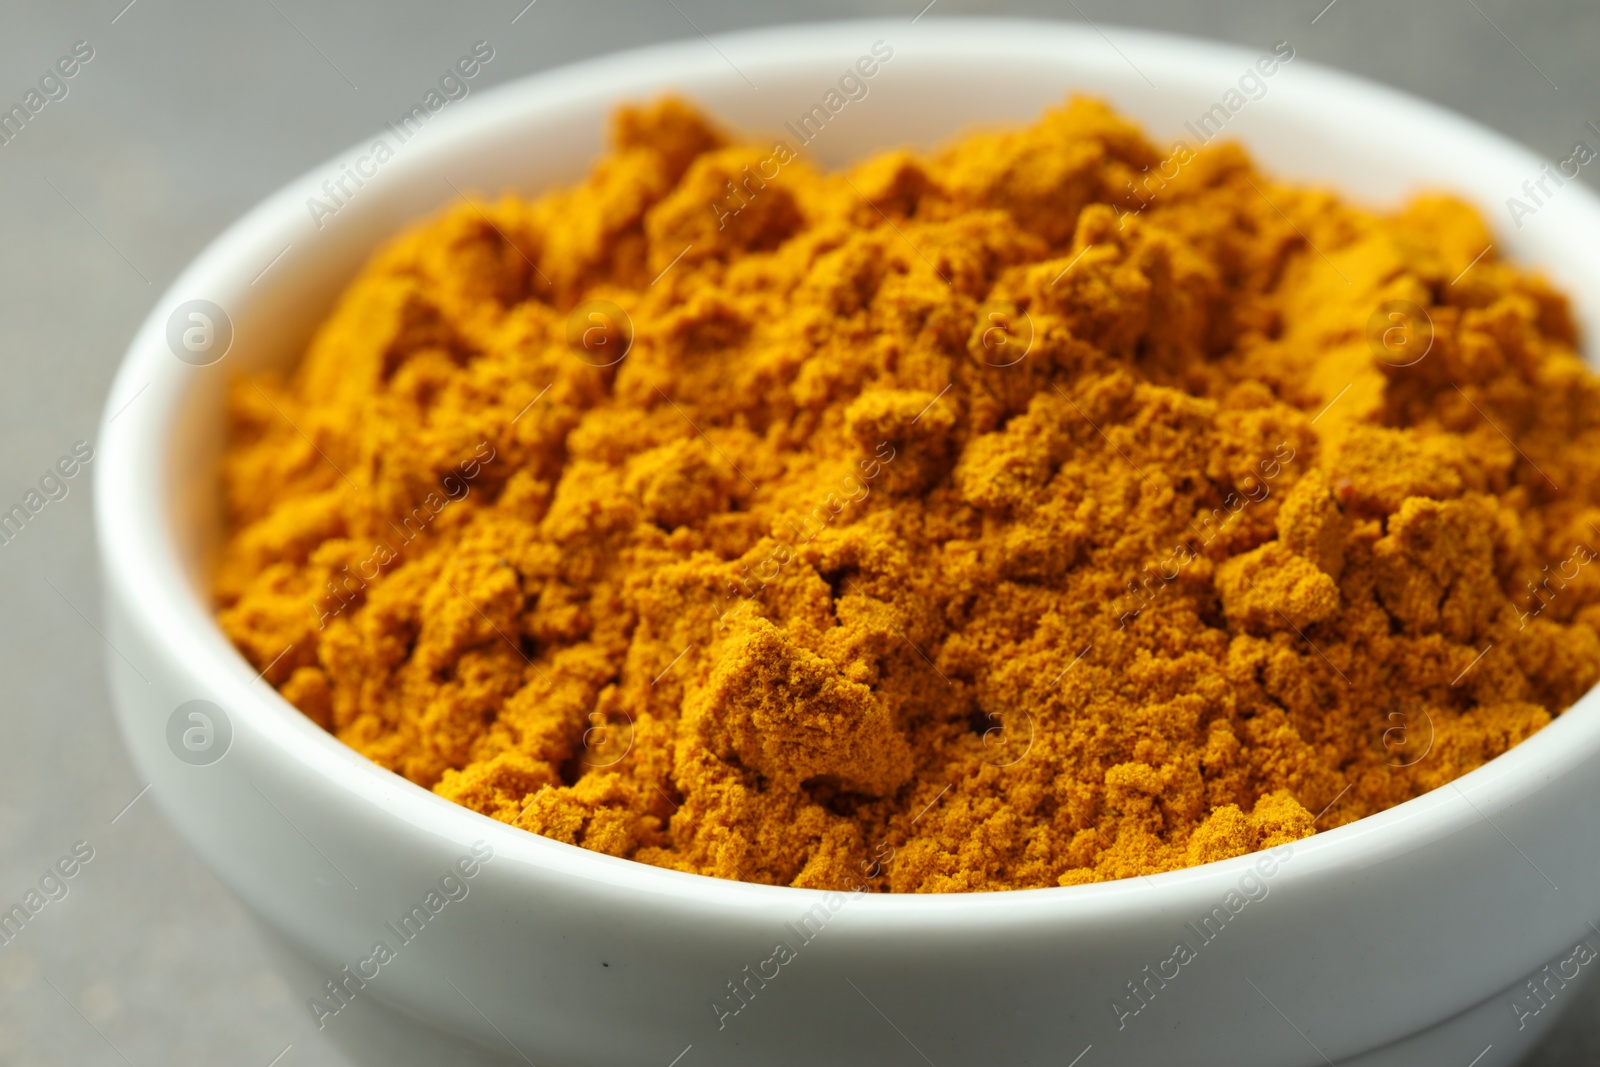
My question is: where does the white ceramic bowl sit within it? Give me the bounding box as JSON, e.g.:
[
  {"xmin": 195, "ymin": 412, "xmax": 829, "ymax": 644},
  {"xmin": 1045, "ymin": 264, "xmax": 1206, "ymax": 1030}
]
[{"xmin": 96, "ymin": 19, "xmax": 1600, "ymax": 1067}]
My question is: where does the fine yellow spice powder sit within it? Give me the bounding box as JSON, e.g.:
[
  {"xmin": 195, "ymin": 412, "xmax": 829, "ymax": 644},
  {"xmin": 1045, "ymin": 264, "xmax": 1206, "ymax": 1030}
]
[{"xmin": 216, "ymin": 97, "xmax": 1600, "ymax": 892}]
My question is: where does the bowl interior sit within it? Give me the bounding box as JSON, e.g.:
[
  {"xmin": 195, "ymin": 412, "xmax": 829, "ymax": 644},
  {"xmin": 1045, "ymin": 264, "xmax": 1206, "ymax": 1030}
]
[{"xmin": 99, "ymin": 18, "xmax": 1600, "ymax": 909}]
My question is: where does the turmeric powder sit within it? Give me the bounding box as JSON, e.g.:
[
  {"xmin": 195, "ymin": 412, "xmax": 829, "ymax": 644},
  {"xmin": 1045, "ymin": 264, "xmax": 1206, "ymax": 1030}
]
[{"xmin": 215, "ymin": 96, "xmax": 1600, "ymax": 892}]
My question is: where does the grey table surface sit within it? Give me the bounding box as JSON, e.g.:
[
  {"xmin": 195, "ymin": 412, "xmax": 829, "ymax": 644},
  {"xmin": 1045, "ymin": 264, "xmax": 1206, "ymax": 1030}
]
[{"xmin": 2, "ymin": 1, "xmax": 1597, "ymax": 1064}]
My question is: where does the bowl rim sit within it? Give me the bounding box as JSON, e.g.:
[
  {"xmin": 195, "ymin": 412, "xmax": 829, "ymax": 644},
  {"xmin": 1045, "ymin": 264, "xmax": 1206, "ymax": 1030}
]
[{"xmin": 95, "ymin": 15, "xmax": 1600, "ymax": 918}]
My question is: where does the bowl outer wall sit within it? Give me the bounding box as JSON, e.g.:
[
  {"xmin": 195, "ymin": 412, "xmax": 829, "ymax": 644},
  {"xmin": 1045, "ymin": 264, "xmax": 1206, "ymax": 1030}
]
[{"xmin": 94, "ymin": 18, "xmax": 1600, "ymax": 1067}]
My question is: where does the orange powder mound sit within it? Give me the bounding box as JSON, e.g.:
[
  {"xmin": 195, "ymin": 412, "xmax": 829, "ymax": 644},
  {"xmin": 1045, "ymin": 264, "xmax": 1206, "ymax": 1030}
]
[{"xmin": 214, "ymin": 97, "xmax": 1600, "ymax": 892}]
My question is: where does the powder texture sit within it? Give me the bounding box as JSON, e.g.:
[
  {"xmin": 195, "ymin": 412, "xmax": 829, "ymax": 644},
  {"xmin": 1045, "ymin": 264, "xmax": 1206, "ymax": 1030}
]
[{"xmin": 215, "ymin": 97, "xmax": 1600, "ymax": 892}]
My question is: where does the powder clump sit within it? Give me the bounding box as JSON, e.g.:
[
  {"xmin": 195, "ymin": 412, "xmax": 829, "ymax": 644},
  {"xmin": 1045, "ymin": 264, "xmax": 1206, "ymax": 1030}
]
[{"xmin": 215, "ymin": 95, "xmax": 1600, "ymax": 892}]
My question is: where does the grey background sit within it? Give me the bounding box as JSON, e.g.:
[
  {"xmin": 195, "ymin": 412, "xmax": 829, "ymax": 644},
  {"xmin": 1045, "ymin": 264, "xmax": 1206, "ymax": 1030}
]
[{"xmin": 0, "ymin": 0, "xmax": 1595, "ymax": 1064}]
